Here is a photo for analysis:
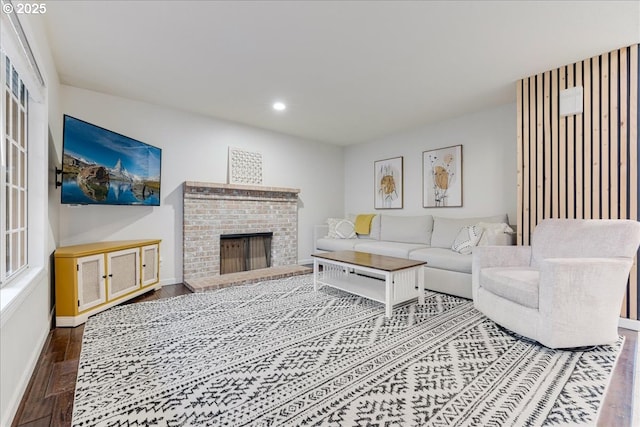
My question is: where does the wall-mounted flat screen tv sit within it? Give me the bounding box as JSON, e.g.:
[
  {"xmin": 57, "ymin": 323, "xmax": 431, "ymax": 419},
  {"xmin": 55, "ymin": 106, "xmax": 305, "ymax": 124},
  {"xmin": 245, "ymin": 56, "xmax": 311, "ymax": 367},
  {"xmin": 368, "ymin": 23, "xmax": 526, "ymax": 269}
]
[{"xmin": 61, "ymin": 115, "xmax": 162, "ymax": 206}]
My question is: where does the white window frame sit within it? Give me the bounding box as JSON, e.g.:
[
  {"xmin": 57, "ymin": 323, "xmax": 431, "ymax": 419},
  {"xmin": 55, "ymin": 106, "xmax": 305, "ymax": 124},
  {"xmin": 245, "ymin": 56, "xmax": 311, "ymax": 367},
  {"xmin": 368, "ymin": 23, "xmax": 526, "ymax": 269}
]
[
  {"xmin": 0, "ymin": 2, "xmax": 45, "ymax": 291},
  {"xmin": 1, "ymin": 53, "xmax": 29, "ymax": 285}
]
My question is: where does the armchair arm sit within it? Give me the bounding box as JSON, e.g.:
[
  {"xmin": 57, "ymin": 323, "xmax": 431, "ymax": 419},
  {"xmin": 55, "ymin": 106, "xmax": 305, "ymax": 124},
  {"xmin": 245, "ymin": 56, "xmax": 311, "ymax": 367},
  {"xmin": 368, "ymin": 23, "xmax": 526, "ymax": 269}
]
[
  {"xmin": 473, "ymin": 245, "xmax": 532, "ymax": 269},
  {"xmin": 538, "ymin": 257, "xmax": 633, "ymax": 348},
  {"xmin": 472, "ymin": 245, "xmax": 532, "ymax": 299}
]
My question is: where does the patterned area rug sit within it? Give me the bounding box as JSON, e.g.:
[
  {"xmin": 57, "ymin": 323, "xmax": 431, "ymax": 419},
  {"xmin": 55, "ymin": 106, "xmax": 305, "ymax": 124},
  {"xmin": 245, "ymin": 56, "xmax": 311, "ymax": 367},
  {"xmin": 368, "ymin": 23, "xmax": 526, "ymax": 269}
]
[{"xmin": 73, "ymin": 275, "xmax": 623, "ymax": 426}]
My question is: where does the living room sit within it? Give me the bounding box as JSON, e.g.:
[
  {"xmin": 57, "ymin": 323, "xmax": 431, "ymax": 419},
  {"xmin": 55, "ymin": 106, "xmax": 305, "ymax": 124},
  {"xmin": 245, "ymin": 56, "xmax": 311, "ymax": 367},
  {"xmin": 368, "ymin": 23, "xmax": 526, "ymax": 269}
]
[{"xmin": 1, "ymin": 1, "xmax": 639, "ymax": 426}]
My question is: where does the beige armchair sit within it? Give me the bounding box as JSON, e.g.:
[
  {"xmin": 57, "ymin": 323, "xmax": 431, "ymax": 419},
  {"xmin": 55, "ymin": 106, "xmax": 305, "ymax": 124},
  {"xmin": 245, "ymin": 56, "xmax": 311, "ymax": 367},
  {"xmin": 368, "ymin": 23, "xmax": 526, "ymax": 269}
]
[{"xmin": 472, "ymin": 219, "xmax": 640, "ymax": 349}]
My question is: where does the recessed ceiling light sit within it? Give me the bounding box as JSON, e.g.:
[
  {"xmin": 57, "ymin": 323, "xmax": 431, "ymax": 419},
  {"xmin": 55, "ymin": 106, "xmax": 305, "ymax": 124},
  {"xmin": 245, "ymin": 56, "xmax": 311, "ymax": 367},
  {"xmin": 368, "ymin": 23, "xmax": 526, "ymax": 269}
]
[{"xmin": 273, "ymin": 102, "xmax": 286, "ymax": 111}]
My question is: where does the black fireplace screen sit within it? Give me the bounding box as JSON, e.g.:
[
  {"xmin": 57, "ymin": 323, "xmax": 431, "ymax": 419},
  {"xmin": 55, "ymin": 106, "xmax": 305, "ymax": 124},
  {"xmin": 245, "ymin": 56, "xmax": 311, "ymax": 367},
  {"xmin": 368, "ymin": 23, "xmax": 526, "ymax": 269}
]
[{"xmin": 220, "ymin": 232, "xmax": 273, "ymax": 275}]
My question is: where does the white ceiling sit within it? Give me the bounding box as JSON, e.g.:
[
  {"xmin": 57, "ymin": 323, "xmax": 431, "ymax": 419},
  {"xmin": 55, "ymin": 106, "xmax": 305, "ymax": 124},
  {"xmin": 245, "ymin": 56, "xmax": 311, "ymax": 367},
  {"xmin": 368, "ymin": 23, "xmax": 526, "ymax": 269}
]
[{"xmin": 42, "ymin": 1, "xmax": 640, "ymax": 145}]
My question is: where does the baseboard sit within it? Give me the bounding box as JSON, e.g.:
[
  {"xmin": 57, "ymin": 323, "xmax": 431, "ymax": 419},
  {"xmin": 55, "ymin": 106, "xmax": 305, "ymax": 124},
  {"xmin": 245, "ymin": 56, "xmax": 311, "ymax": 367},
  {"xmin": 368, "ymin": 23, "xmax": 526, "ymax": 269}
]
[
  {"xmin": 634, "ymin": 346, "xmax": 640, "ymax": 427},
  {"xmin": 160, "ymin": 278, "xmax": 178, "ymax": 286},
  {"xmin": 3, "ymin": 322, "xmax": 49, "ymax": 427},
  {"xmin": 298, "ymin": 258, "xmax": 313, "ymax": 266},
  {"xmin": 619, "ymin": 317, "xmax": 640, "ymax": 331}
]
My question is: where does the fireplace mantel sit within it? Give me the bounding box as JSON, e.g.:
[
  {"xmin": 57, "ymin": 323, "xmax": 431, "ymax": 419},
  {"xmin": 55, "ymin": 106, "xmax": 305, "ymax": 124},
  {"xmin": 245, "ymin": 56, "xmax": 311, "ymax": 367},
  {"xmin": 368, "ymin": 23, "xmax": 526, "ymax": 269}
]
[{"xmin": 184, "ymin": 181, "xmax": 300, "ymax": 201}]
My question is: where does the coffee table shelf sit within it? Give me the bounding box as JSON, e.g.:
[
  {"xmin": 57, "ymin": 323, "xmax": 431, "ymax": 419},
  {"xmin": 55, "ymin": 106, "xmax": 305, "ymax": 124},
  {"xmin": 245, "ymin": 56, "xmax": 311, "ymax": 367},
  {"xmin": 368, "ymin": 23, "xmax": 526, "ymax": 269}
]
[
  {"xmin": 312, "ymin": 251, "xmax": 426, "ymax": 317},
  {"xmin": 316, "ymin": 271, "xmax": 387, "ymax": 303}
]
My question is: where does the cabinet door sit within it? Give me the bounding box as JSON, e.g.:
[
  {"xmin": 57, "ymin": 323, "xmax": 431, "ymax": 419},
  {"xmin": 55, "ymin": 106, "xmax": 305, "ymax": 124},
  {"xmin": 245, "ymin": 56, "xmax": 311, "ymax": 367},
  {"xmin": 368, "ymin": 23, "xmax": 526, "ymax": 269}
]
[
  {"xmin": 107, "ymin": 248, "xmax": 140, "ymax": 300},
  {"xmin": 141, "ymin": 244, "xmax": 160, "ymax": 287},
  {"xmin": 77, "ymin": 254, "xmax": 107, "ymax": 312}
]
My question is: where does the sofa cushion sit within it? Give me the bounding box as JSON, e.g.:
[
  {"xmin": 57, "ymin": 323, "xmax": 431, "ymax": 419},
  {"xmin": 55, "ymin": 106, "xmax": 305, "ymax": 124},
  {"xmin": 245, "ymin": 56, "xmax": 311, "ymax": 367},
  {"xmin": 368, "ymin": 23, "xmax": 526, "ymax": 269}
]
[
  {"xmin": 350, "ymin": 214, "xmax": 381, "ymax": 240},
  {"xmin": 451, "ymin": 225, "xmax": 483, "ymax": 255},
  {"xmin": 316, "ymin": 238, "xmax": 359, "ymax": 252},
  {"xmin": 327, "ymin": 218, "xmax": 356, "ymax": 239},
  {"xmin": 431, "ymin": 214, "xmax": 509, "ymax": 248},
  {"xmin": 408, "ymin": 248, "xmax": 472, "ymax": 274},
  {"xmin": 479, "ymin": 267, "xmax": 539, "ymax": 309},
  {"xmin": 353, "ymin": 241, "xmax": 428, "ymax": 258},
  {"xmin": 477, "ymin": 222, "xmax": 515, "ymax": 246},
  {"xmin": 379, "ymin": 215, "xmax": 433, "ymax": 245}
]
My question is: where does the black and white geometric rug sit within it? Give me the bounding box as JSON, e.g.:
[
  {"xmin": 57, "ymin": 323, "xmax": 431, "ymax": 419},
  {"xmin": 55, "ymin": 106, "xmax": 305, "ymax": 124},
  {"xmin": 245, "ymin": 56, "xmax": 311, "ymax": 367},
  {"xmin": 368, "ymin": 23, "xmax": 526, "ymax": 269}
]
[{"xmin": 72, "ymin": 275, "xmax": 623, "ymax": 426}]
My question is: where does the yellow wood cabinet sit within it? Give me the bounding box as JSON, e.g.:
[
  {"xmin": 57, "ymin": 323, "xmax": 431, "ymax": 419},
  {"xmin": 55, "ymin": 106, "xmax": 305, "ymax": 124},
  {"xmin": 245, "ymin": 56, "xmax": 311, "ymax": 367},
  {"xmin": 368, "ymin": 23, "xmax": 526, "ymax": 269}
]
[{"xmin": 54, "ymin": 239, "xmax": 161, "ymax": 327}]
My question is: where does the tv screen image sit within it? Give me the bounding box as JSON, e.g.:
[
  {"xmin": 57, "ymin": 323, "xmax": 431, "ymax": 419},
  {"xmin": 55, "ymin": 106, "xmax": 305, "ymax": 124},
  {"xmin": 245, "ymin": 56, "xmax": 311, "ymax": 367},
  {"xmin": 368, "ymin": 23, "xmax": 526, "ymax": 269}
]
[{"xmin": 61, "ymin": 115, "xmax": 162, "ymax": 206}]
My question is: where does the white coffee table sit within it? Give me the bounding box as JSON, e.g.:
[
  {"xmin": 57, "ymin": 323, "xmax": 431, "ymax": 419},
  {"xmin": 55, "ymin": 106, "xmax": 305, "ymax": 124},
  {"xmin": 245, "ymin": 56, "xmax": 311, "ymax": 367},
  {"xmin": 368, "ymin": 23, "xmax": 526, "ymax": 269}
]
[{"xmin": 312, "ymin": 250, "xmax": 426, "ymax": 317}]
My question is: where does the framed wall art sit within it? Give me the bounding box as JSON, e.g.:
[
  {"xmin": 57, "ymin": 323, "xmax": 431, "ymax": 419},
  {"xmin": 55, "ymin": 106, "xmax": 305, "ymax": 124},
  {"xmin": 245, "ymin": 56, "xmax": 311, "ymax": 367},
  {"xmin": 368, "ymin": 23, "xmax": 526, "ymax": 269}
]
[
  {"xmin": 228, "ymin": 147, "xmax": 263, "ymax": 185},
  {"xmin": 423, "ymin": 145, "xmax": 462, "ymax": 207},
  {"xmin": 374, "ymin": 156, "xmax": 403, "ymax": 209}
]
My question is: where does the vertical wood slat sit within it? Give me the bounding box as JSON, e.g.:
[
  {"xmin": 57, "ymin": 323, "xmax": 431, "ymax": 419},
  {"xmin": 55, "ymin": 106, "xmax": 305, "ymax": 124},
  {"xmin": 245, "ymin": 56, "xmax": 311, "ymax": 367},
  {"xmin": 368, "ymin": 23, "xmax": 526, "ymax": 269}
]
[
  {"xmin": 559, "ymin": 66, "xmax": 567, "ymax": 218},
  {"xmin": 567, "ymin": 65, "xmax": 575, "ymax": 219},
  {"xmin": 544, "ymin": 71, "xmax": 552, "ymax": 218},
  {"xmin": 584, "ymin": 58, "xmax": 592, "ymax": 219},
  {"xmin": 517, "ymin": 80, "xmax": 523, "ymax": 245},
  {"xmin": 516, "ymin": 44, "xmax": 639, "ymax": 320},
  {"xmin": 620, "ymin": 48, "xmax": 628, "ymax": 222},
  {"xmin": 629, "ymin": 46, "xmax": 638, "ymax": 320},
  {"xmin": 620, "ymin": 48, "xmax": 629, "ymax": 318},
  {"xmin": 590, "ymin": 57, "xmax": 600, "ymax": 218},
  {"xmin": 536, "ymin": 74, "xmax": 544, "ymax": 224},
  {"xmin": 523, "ymin": 78, "xmax": 530, "ymax": 245},
  {"xmin": 601, "ymin": 53, "xmax": 610, "ymax": 220},
  {"xmin": 551, "ymin": 69, "xmax": 559, "ymax": 218},
  {"xmin": 530, "ymin": 77, "xmax": 536, "ymax": 242},
  {"xmin": 610, "ymin": 51, "xmax": 619, "ymax": 220},
  {"xmin": 592, "ymin": 57, "xmax": 601, "ymax": 219},
  {"xmin": 576, "ymin": 61, "xmax": 584, "ymax": 220}
]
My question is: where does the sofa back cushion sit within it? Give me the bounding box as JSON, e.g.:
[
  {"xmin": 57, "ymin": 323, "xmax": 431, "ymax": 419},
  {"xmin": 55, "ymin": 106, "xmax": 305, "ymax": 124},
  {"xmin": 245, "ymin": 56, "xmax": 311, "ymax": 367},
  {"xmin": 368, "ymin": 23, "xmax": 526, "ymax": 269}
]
[
  {"xmin": 430, "ymin": 214, "xmax": 509, "ymax": 248},
  {"xmin": 380, "ymin": 215, "xmax": 433, "ymax": 244},
  {"xmin": 347, "ymin": 214, "xmax": 380, "ymax": 240},
  {"xmin": 350, "ymin": 214, "xmax": 381, "ymax": 240}
]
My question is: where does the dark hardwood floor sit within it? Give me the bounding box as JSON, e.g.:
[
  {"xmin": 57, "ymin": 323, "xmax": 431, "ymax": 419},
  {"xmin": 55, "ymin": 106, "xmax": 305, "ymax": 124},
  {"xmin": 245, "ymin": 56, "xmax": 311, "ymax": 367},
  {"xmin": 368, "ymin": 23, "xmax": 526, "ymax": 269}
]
[
  {"xmin": 11, "ymin": 284, "xmax": 192, "ymax": 427},
  {"xmin": 10, "ymin": 285, "xmax": 639, "ymax": 427}
]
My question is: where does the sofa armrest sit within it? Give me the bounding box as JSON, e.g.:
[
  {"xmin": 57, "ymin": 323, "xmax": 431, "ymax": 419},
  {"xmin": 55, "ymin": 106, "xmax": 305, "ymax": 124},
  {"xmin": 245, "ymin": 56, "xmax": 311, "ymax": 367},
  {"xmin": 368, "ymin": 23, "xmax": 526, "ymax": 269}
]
[
  {"xmin": 487, "ymin": 231, "xmax": 516, "ymax": 246},
  {"xmin": 313, "ymin": 225, "xmax": 329, "ymax": 249},
  {"xmin": 538, "ymin": 257, "xmax": 633, "ymax": 348},
  {"xmin": 472, "ymin": 245, "xmax": 532, "ymax": 300}
]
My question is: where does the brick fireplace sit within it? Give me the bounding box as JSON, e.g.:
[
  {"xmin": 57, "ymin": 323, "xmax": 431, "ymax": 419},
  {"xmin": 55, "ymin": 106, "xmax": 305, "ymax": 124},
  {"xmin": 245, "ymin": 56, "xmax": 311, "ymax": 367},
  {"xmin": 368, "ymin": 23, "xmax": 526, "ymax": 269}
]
[{"xmin": 182, "ymin": 181, "xmax": 301, "ymax": 289}]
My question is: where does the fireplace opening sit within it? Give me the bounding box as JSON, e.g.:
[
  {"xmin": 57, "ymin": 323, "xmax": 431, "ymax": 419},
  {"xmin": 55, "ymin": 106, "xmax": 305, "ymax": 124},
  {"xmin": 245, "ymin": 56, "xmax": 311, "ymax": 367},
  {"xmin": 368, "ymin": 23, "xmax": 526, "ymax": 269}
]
[{"xmin": 220, "ymin": 232, "xmax": 273, "ymax": 275}]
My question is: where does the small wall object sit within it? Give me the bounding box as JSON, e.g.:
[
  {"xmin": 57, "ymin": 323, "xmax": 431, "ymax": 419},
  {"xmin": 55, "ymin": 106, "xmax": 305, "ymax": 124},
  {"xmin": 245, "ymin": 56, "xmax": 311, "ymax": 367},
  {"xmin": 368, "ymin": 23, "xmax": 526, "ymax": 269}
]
[
  {"xmin": 423, "ymin": 145, "xmax": 462, "ymax": 207},
  {"xmin": 228, "ymin": 147, "xmax": 263, "ymax": 185},
  {"xmin": 374, "ymin": 156, "xmax": 403, "ymax": 209}
]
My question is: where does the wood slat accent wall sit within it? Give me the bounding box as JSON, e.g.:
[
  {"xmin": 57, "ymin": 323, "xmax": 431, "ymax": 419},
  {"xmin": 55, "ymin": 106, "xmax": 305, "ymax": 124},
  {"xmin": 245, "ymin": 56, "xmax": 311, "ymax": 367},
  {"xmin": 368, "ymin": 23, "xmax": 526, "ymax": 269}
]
[{"xmin": 516, "ymin": 44, "xmax": 640, "ymax": 320}]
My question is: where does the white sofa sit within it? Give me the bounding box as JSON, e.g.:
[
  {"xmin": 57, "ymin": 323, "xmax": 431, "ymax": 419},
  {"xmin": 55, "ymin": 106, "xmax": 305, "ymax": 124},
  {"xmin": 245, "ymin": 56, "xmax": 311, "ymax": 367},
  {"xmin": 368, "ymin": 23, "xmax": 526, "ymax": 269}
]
[{"xmin": 314, "ymin": 214, "xmax": 513, "ymax": 299}]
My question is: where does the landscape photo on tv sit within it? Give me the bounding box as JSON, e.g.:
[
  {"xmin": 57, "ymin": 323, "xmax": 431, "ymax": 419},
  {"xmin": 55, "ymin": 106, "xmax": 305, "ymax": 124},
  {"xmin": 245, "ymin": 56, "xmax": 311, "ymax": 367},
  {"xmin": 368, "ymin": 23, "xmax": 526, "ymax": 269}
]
[{"xmin": 61, "ymin": 115, "xmax": 162, "ymax": 206}]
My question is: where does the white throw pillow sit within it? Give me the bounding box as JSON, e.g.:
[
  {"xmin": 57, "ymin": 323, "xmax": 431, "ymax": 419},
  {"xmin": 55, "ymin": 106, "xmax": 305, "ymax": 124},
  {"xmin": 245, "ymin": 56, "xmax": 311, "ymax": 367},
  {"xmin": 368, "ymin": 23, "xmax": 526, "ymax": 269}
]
[
  {"xmin": 451, "ymin": 225, "xmax": 483, "ymax": 255},
  {"xmin": 476, "ymin": 222, "xmax": 515, "ymax": 246},
  {"xmin": 326, "ymin": 218, "xmax": 356, "ymax": 239}
]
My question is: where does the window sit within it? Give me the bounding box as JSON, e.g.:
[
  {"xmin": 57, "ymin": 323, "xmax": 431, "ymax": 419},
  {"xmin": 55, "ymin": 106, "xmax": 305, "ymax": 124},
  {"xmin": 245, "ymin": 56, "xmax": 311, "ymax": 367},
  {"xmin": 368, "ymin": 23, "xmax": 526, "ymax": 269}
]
[{"xmin": 0, "ymin": 53, "xmax": 28, "ymax": 285}]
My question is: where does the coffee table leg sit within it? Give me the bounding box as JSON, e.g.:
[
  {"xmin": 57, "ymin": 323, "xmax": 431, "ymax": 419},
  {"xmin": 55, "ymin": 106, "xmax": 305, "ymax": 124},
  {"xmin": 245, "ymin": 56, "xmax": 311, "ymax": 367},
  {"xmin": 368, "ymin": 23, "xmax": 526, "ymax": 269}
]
[
  {"xmin": 313, "ymin": 259, "xmax": 319, "ymax": 291},
  {"xmin": 418, "ymin": 267, "xmax": 425, "ymax": 304},
  {"xmin": 385, "ymin": 272, "xmax": 393, "ymax": 318}
]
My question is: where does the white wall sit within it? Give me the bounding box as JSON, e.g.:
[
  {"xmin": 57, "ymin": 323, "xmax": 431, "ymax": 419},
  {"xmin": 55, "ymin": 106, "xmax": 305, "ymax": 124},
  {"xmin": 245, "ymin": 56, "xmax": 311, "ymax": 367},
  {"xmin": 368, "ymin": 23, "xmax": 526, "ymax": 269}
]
[
  {"xmin": 0, "ymin": 13, "xmax": 62, "ymax": 426},
  {"xmin": 344, "ymin": 103, "xmax": 517, "ymax": 222},
  {"xmin": 59, "ymin": 86, "xmax": 345, "ymax": 280}
]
